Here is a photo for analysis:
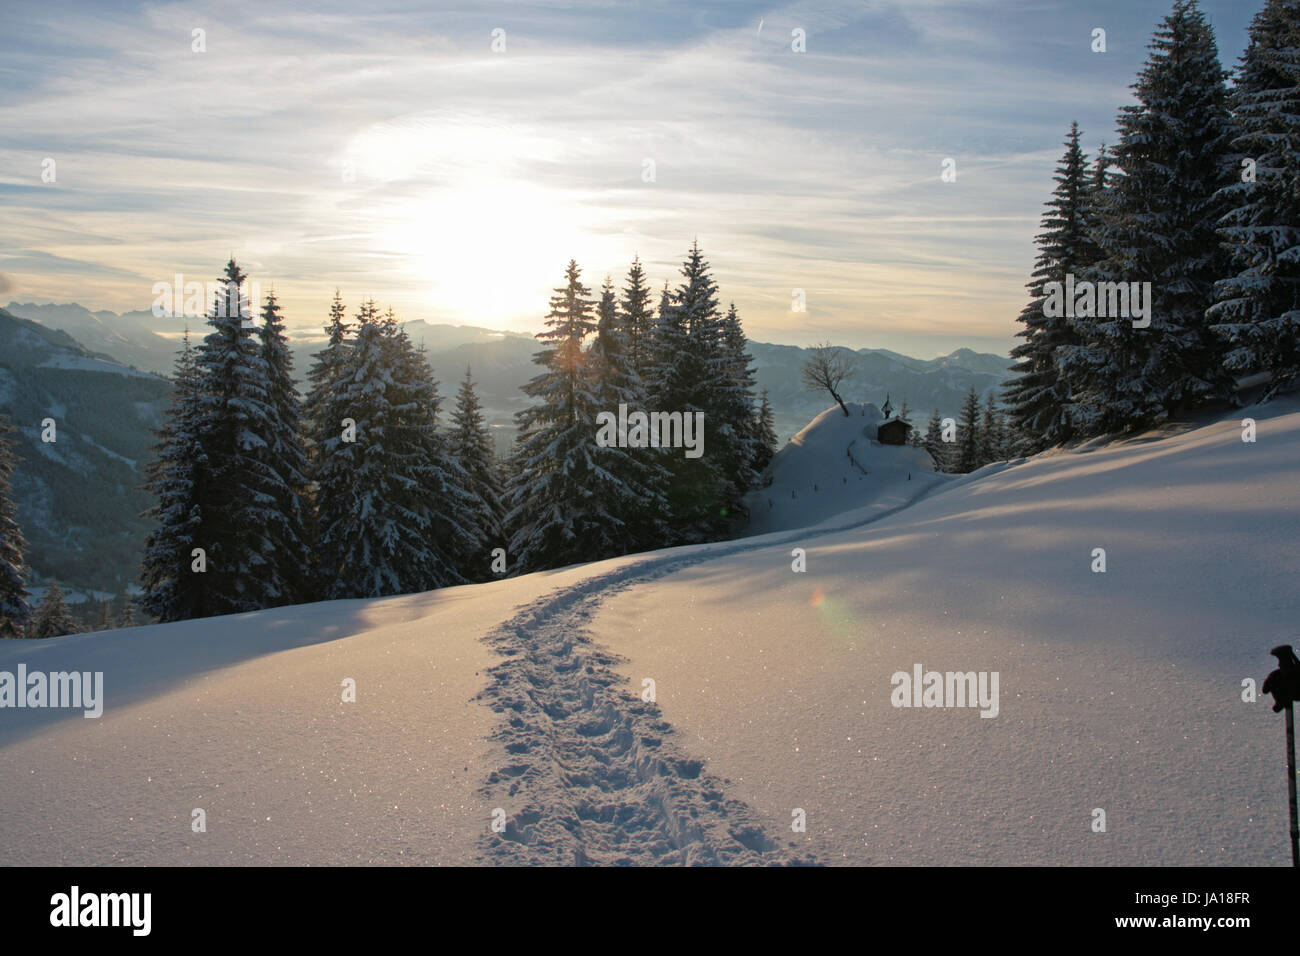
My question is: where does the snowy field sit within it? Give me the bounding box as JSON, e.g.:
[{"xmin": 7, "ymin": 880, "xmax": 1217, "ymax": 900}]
[{"xmin": 1, "ymin": 399, "xmax": 1296, "ymax": 865}]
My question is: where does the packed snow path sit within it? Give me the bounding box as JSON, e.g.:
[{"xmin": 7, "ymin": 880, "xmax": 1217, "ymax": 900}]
[{"xmin": 477, "ymin": 563, "xmax": 812, "ymax": 865}]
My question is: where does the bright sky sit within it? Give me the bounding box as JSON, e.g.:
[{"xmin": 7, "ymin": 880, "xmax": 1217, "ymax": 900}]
[{"xmin": 0, "ymin": 0, "xmax": 1256, "ymax": 357}]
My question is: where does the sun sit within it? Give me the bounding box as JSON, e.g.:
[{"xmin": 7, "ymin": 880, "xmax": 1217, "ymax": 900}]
[{"xmin": 382, "ymin": 178, "xmax": 614, "ymax": 327}]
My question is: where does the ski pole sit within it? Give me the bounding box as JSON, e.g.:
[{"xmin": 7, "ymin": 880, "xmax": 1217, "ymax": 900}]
[
  {"xmin": 1287, "ymin": 702, "xmax": 1298, "ymax": 867},
  {"xmin": 1262, "ymin": 644, "xmax": 1300, "ymax": 866}
]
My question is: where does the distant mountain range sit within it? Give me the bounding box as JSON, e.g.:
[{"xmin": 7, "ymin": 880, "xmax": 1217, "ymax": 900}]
[
  {"xmin": 8, "ymin": 300, "xmax": 1012, "ymax": 444},
  {"xmin": 0, "ymin": 307, "xmax": 171, "ymax": 597},
  {"xmin": 0, "ymin": 302, "xmax": 1011, "ymax": 595}
]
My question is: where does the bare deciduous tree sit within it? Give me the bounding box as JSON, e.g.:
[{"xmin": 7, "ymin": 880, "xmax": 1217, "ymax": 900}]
[{"xmin": 801, "ymin": 342, "xmax": 854, "ymax": 416}]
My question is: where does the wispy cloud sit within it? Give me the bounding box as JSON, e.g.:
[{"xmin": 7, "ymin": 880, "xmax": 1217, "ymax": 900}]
[{"xmin": 0, "ymin": 0, "xmax": 1258, "ymax": 356}]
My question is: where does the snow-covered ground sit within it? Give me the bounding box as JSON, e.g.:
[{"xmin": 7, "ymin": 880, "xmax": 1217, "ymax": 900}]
[{"xmin": 1, "ymin": 400, "xmax": 1296, "ymax": 865}]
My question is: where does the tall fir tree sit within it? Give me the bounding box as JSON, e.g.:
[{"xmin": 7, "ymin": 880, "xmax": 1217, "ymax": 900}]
[
  {"xmin": 978, "ymin": 392, "xmax": 1006, "ymax": 466},
  {"xmin": 715, "ymin": 302, "xmax": 760, "ymax": 523},
  {"xmin": 588, "ymin": 277, "xmax": 669, "ymax": 553},
  {"xmin": 619, "ymin": 256, "xmax": 655, "ymax": 379},
  {"xmin": 1209, "ymin": 0, "xmax": 1300, "ymax": 397},
  {"xmin": 303, "ymin": 291, "xmax": 354, "ymax": 592},
  {"xmin": 0, "ymin": 415, "xmax": 29, "ymax": 637},
  {"xmin": 648, "ymin": 243, "xmax": 729, "ymax": 541},
  {"xmin": 955, "ymin": 387, "xmax": 982, "ymax": 473},
  {"xmin": 1004, "ymin": 122, "xmax": 1096, "ymax": 453},
  {"xmin": 646, "ymin": 281, "xmax": 675, "ymax": 398},
  {"xmin": 139, "ymin": 330, "xmax": 206, "ymax": 622},
  {"xmin": 185, "ymin": 258, "xmax": 296, "ymax": 615},
  {"xmin": 752, "ymin": 389, "xmax": 779, "ymax": 475},
  {"xmin": 923, "ymin": 409, "xmax": 951, "ymax": 472},
  {"xmin": 251, "ymin": 290, "xmax": 313, "ymax": 606},
  {"xmin": 448, "ymin": 366, "xmax": 507, "ymax": 580},
  {"xmin": 315, "ymin": 303, "xmax": 473, "ymax": 597},
  {"xmin": 388, "ymin": 310, "xmax": 480, "ymax": 585},
  {"xmin": 507, "ymin": 260, "xmax": 645, "ymax": 571},
  {"xmin": 1064, "ymin": 0, "xmax": 1234, "ymax": 434}
]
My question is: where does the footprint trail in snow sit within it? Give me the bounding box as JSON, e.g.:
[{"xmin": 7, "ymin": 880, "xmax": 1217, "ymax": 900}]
[
  {"xmin": 475, "ymin": 555, "xmax": 817, "ymax": 865},
  {"xmin": 473, "ymin": 483, "xmax": 951, "ymax": 866}
]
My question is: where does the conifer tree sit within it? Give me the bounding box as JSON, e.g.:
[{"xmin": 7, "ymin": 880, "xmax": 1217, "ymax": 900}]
[
  {"xmin": 1065, "ymin": 0, "xmax": 1234, "ymax": 433},
  {"xmin": 0, "ymin": 415, "xmax": 29, "ymax": 637},
  {"xmin": 386, "ymin": 311, "xmax": 479, "ymax": 586},
  {"xmin": 185, "ymin": 258, "xmax": 291, "ymax": 615},
  {"xmin": 588, "ymin": 277, "xmax": 669, "ymax": 553},
  {"xmin": 140, "ymin": 330, "xmax": 206, "ymax": 622},
  {"xmin": 645, "ymin": 281, "xmax": 675, "ymax": 399},
  {"xmin": 507, "ymin": 261, "xmax": 658, "ymax": 570},
  {"xmin": 448, "ymin": 366, "xmax": 506, "ymax": 580},
  {"xmin": 1005, "ymin": 123, "xmax": 1095, "ymax": 452},
  {"xmin": 923, "ymin": 409, "xmax": 949, "ymax": 472},
  {"xmin": 649, "ymin": 243, "xmax": 728, "ymax": 540},
  {"xmin": 1209, "ymin": 0, "xmax": 1300, "ymax": 397},
  {"xmin": 716, "ymin": 302, "xmax": 760, "ymax": 522},
  {"xmin": 250, "ymin": 290, "xmax": 312, "ymax": 606},
  {"xmin": 303, "ymin": 292, "xmax": 354, "ymax": 592},
  {"xmin": 955, "ymin": 387, "xmax": 982, "ymax": 473},
  {"xmin": 619, "ymin": 256, "xmax": 655, "ymax": 379},
  {"xmin": 979, "ymin": 393, "xmax": 1006, "ymax": 466},
  {"xmin": 752, "ymin": 389, "xmax": 779, "ymax": 475},
  {"xmin": 304, "ymin": 291, "xmax": 352, "ymax": 459},
  {"xmin": 31, "ymin": 582, "xmax": 75, "ymax": 639},
  {"xmin": 116, "ymin": 593, "xmax": 136, "ymax": 629},
  {"xmin": 315, "ymin": 302, "xmax": 472, "ymax": 597}
]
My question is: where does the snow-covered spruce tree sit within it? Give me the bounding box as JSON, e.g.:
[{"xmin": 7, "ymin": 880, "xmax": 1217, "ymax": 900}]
[
  {"xmin": 252, "ymin": 290, "xmax": 313, "ymax": 606},
  {"xmin": 315, "ymin": 303, "xmax": 473, "ymax": 597},
  {"xmin": 752, "ymin": 388, "xmax": 779, "ymax": 475},
  {"xmin": 302, "ymin": 291, "xmax": 354, "ymax": 593},
  {"xmin": 1065, "ymin": 0, "xmax": 1234, "ymax": 435},
  {"xmin": 645, "ymin": 280, "xmax": 675, "ymax": 399},
  {"xmin": 979, "ymin": 392, "xmax": 1007, "ymax": 466},
  {"xmin": 140, "ymin": 330, "xmax": 207, "ymax": 622},
  {"xmin": 1004, "ymin": 122, "xmax": 1095, "ymax": 453},
  {"xmin": 0, "ymin": 415, "xmax": 30, "ymax": 637},
  {"xmin": 389, "ymin": 311, "xmax": 480, "ymax": 586},
  {"xmin": 304, "ymin": 290, "xmax": 352, "ymax": 454},
  {"xmin": 588, "ymin": 277, "xmax": 670, "ymax": 554},
  {"xmin": 619, "ymin": 256, "xmax": 656, "ymax": 380},
  {"xmin": 955, "ymin": 387, "xmax": 982, "ymax": 473},
  {"xmin": 507, "ymin": 261, "xmax": 658, "ymax": 571},
  {"xmin": 181, "ymin": 258, "xmax": 298, "ymax": 615},
  {"xmin": 30, "ymin": 582, "xmax": 75, "ymax": 639},
  {"xmin": 1209, "ymin": 0, "xmax": 1300, "ymax": 397},
  {"xmin": 923, "ymin": 409, "xmax": 950, "ymax": 472},
  {"xmin": 648, "ymin": 243, "xmax": 729, "ymax": 542},
  {"xmin": 448, "ymin": 366, "xmax": 507, "ymax": 581},
  {"xmin": 716, "ymin": 302, "xmax": 760, "ymax": 522}
]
